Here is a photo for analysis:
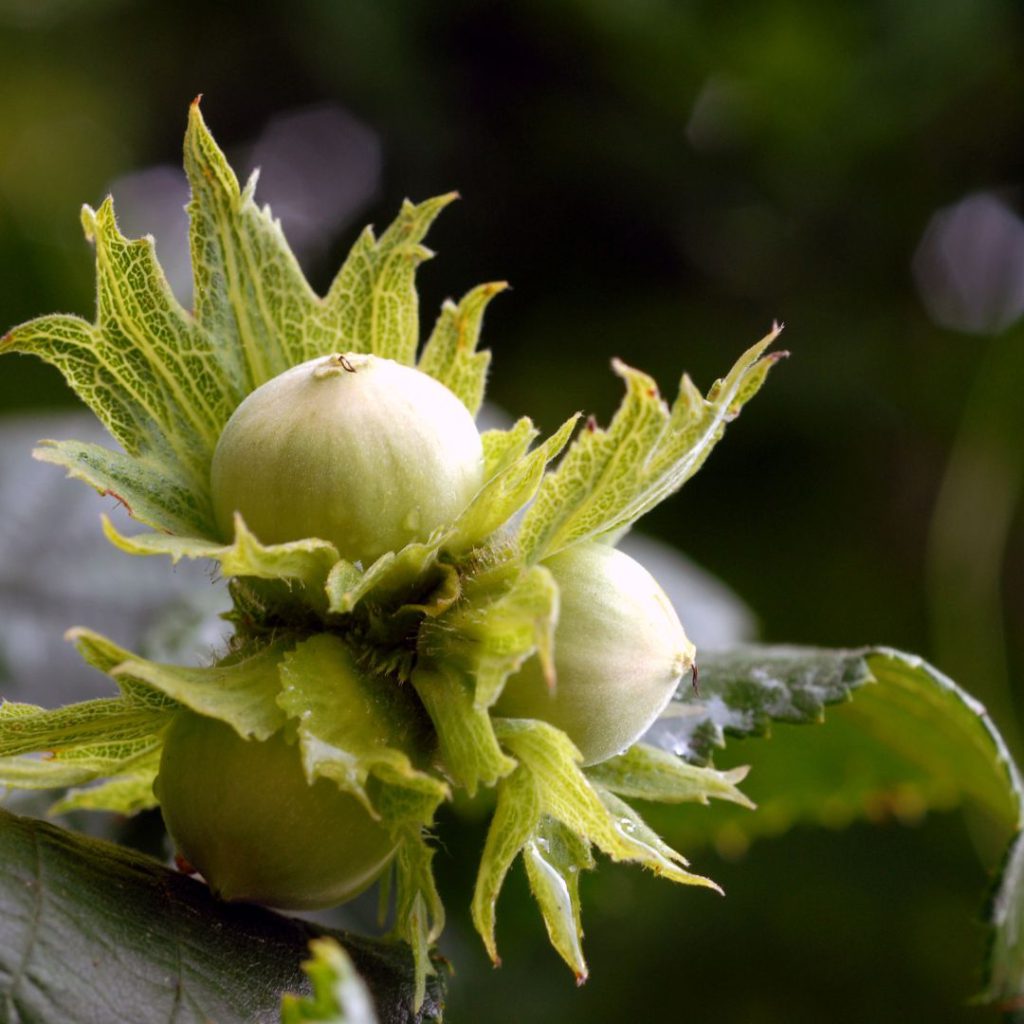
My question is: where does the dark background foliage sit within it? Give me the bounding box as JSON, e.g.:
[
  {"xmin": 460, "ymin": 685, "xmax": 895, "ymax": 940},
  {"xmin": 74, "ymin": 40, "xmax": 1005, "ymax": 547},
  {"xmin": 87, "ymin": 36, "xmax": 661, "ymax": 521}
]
[{"xmin": 1, "ymin": 2, "xmax": 1022, "ymax": 1021}]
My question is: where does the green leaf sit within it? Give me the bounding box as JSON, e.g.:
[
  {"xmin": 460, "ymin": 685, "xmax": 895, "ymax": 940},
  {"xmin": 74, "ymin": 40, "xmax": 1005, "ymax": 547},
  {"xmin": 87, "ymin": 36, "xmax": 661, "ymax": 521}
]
[
  {"xmin": 417, "ymin": 282, "xmax": 505, "ymax": 416},
  {"xmin": 649, "ymin": 644, "xmax": 1023, "ymax": 1010},
  {"xmin": 0, "ymin": 807, "xmax": 444, "ymax": 1023},
  {"xmin": 185, "ymin": 100, "xmax": 316, "ymax": 390},
  {"xmin": 411, "ymin": 662, "xmax": 516, "ymax": 795},
  {"xmin": 522, "ymin": 817, "xmax": 594, "ymax": 983},
  {"xmin": 0, "ymin": 659, "xmax": 171, "ymax": 792},
  {"xmin": 0, "ymin": 755, "xmax": 101, "ymax": 790},
  {"xmin": 519, "ymin": 325, "xmax": 785, "ymax": 561},
  {"xmin": 481, "ymin": 417, "xmax": 539, "ymax": 479},
  {"xmin": 3, "ymin": 102, "xmax": 467, "ymax": 546},
  {"xmin": 281, "ymin": 938, "xmax": 379, "ymax": 1024},
  {"xmin": 585, "ymin": 743, "xmax": 754, "ymax": 809},
  {"xmin": 278, "ymin": 635, "xmax": 447, "ymax": 820},
  {"xmin": 326, "ymin": 541, "xmax": 440, "ymax": 616},
  {"xmin": 493, "ymin": 717, "xmax": 720, "ymax": 883},
  {"xmin": 2, "ymin": 202, "xmax": 228, "ymax": 508},
  {"xmin": 471, "ymin": 718, "xmax": 721, "ymax": 979}
]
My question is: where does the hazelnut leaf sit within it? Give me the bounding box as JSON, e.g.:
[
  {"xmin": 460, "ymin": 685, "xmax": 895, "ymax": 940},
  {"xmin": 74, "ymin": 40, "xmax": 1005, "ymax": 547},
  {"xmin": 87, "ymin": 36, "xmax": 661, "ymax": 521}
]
[
  {"xmin": 390, "ymin": 828, "xmax": 447, "ymax": 1012},
  {"xmin": 107, "ymin": 640, "xmax": 292, "ymax": 742},
  {"xmin": 446, "ymin": 413, "xmax": 580, "ymax": 555},
  {"xmin": 50, "ymin": 751, "xmax": 162, "ymax": 815},
  {"xmin": 32, "ymin": 437, "xmax": 213, "ymax": 537},
  {"xmin": 0, "ymin": 696, "xmax": 170, "ymax": 758},
  {"xmin": 0, "ymin": 807, "xmax": 445, "ymax": 1023},
  {"xmin": 322, "ymin": 192, "xmax": 458, "ymax": 368},
  {"xmin": 0, "ymin": 629, "xmax": 176, "ymax": 785},
  {"xmin": 471, "ymin": 717, "xmax": 723, "ymax": 982},
  {"xmin": 102, "ymin": 512, "xmax": 343, "ymax": 610},
  {"xmin": 480, "ymin": 417, "xmax": 539, "ymax": 477},
  {"xmin": 645, "ymin": 644, "xmax": 1024, "ymax": 1010}
]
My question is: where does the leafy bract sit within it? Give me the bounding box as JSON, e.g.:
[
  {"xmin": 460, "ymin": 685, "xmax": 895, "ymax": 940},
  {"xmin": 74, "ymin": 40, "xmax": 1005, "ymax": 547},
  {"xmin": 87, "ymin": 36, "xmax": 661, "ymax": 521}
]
[
  {"xmin": 0, "ymin": 101, "xmax": 465, "ymax": 558},
  {"xmin": 522, "ymin": 818, "xmax": 594, "ymax": 984},
  {"xmin": 103, "ymin": 513, "xmax": 342, "ymax": 611},
  {"xmin": 50, "ymin": 752, "xmax": 162, "ymax": 815},
  {"xmin": 472, "ymin": 717, "xmax": 743, "ymax": 978},
  {"xmin": 0, "ymin": 808, "xmax": 444, "ymax": 1024},
  {"xmin": 325, "ymin": 416, "xmax": 576, "ymax": 616},
  {"xmin": 281, "ymin": 938, "xmax": 379, "ymax": 1024},
  {"xmin": 519, "ymin": 324, "xmax": 785, "ymax": 562},
  {"xmin": 421, "ymin": 560, "xmax": 559, "ymax": 711},
  {"xmin": 411, "ymin": 661, "xmax": 516, "ymax": 795},
  {"xmin": 417, "ymin": 282, "xmax": 506, "ymax": 416},
  {"xmin": 277, "ymin": 635, "xmax": 447, "ymax": 821},
  {"xmin": 585, "ymin": 743, "xmax": 753, "ymax": 809},
  {"xmin": 388, "ymin": 830, "xmax": 447, "ymax": 1014},
  {"xmin": 644, "ymin": 645, "xmax": 1024, "ymax": 1010},
  {"xmin": 0, "ymin": 630, "xmax": 300, "ymax": 799},
  {"xmin": 0, "ymin": 632, "xmax": 176, "ymax": 798}
]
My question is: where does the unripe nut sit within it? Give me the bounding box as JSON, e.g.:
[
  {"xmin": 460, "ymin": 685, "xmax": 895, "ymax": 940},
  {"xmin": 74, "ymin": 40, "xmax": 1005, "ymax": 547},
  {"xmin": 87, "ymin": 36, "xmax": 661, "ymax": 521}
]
[
  {"xmin": 493, "ymin": 542, "xmax": 695, "ymax": 765},
  {"xmin": 155, "ymin": 711, "xmax": 396, "ymax": 910},
  {"xmin": 211, "ymin": 354, "xmax": 485, "ymax": 564}
]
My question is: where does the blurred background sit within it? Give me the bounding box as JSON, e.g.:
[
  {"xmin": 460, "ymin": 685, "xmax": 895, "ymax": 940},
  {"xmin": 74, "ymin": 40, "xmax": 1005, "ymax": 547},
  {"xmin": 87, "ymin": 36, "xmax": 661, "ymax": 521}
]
[{"xmin": 1, "ymin": 1, "xmax": 1023, "ymax": 1020}]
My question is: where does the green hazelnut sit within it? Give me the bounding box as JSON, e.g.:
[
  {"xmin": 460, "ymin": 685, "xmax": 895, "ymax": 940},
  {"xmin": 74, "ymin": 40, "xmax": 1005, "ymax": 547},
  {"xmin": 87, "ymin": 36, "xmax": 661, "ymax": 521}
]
[
  {"xmin": 211, "ymin": 354, "xmax": 484, "ymax": 564},
  {"xmin": 493, "ymin": 541, "xmax": 694, "ymax": 765},
  {"xmin": 156, "ymin": 711, "xmax": 396, "ymax": 910}
]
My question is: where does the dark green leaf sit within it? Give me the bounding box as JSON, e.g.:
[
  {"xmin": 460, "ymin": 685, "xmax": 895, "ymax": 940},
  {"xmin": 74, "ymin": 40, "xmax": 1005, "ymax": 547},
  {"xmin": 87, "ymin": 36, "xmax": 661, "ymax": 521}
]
[
  {"xmin": 0, "ymin": 807, "xmax": 444, "ymax": 1024},
  {"xmin": 646, "ymin": 644, "xmax": 1023, "ymax": 1010}
]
